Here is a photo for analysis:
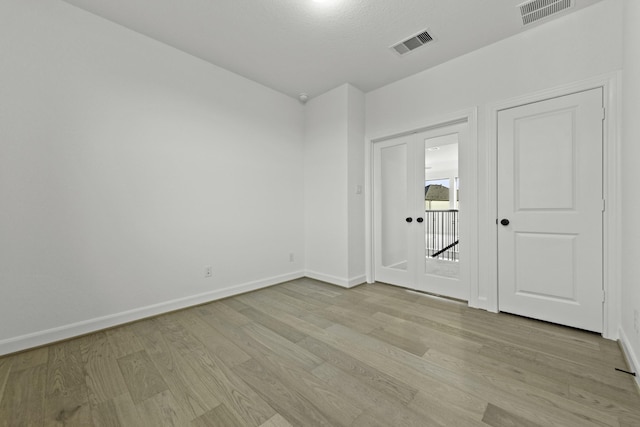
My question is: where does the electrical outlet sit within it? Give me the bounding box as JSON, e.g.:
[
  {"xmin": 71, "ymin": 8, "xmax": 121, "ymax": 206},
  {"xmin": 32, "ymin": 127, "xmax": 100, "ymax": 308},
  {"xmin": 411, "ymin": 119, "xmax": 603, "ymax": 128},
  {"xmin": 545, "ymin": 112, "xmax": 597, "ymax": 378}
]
[
  {"xmin": 289, "ymin": 253, "xmax": 295, "ymax": 262},
  {"xmin": 204, "ymin": 266, "xmax": 213, "ymax": 278}
]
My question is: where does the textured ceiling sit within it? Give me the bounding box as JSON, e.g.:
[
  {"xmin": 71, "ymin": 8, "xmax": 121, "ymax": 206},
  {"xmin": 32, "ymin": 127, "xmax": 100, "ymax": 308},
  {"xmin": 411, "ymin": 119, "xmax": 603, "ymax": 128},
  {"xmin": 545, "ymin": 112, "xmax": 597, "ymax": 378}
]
[{"xmin": 60, "ymin": 0, "xmax": 603, "ymax": 99}]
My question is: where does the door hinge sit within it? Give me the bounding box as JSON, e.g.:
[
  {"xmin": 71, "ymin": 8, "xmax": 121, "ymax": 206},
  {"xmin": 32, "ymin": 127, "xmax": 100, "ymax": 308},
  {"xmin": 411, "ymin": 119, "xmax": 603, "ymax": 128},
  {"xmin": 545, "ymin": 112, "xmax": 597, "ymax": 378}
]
[
  {"xmin": 601, "ymin": 108, "xmax": 606, "ymax": 121},
  {"xmin": 602, "ymin": 199, "xmax": 606, "ymax": 212},
  {"xmin": 602, "ymin": 290, "xmax": 606, "ymax": 302}
]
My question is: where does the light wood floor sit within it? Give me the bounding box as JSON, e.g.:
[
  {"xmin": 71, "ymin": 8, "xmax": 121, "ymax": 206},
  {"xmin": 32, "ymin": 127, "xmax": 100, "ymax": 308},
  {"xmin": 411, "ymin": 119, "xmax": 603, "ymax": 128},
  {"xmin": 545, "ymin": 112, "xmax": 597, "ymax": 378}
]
[{"xmin": 1, "ymin": 278, "xmax": 639, "ymax": 426}]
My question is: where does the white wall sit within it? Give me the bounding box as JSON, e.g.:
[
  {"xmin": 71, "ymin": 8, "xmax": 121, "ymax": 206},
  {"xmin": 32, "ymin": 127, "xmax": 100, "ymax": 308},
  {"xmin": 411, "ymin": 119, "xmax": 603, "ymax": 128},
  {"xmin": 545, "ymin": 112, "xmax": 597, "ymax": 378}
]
[
  {"xmin": 304, "ymin": 84, "xmax": 365, "ymax": 287},
  {"xmin": 366, "ymin": 0, "xmax": 623, "ymax": 306},
  {"xmin": 0, "ymin": 0, "xmax": 305, "ymax": 355},
  {"xmin": 304, "ymin": 86, "xmax": 349, "ymax": 284},
  {"xmin": 621, "ymin": 0, "xmax": 640, "ymax": 385},
  {"xmin": 347, "ymin": 86, "xmax": 366, "ymax": 284},
  {"xmin": 366, "ymin": 0, "xmax": 622, "ymax": 139}
]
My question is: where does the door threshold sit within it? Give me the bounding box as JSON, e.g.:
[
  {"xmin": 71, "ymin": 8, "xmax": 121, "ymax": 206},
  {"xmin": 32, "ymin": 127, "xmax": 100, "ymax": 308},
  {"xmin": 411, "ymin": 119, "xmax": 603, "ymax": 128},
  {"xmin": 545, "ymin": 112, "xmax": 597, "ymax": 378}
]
[{"xmin": 405, "ymin": 288, "xmax": 467, "ymax": 305}]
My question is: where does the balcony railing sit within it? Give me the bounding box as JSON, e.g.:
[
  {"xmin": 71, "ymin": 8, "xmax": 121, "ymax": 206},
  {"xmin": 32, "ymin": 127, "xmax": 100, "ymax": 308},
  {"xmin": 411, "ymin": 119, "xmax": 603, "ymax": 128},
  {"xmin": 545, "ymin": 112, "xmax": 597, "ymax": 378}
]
[{"xmin": 425, "ymin": 209, "xmax": 459, "ymax": 261}]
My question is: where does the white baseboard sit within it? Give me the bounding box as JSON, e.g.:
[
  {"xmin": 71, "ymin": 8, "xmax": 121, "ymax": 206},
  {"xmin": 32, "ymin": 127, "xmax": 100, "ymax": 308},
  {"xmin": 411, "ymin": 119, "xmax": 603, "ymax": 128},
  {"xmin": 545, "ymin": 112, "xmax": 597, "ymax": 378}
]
[
  {"xmin": 0, "ymin": 270, "xmax": 305, "ymax": 356},
  {"xmin": 619, "ymin": 327, "xmax": 640, "ymax": 392},
  {"xmin": 304, "ymin": 270, "xmax": 365, "ymax": 289},
  {"xmin": 347, "ymin": 275, "xmax": 367, "ymax": 288}
]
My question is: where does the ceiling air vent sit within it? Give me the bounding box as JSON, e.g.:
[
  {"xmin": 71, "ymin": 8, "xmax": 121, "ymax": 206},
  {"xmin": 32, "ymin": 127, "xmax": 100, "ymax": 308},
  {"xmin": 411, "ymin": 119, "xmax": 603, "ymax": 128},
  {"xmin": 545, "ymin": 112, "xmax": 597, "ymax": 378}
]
[
  {"xmin": 519, "ymin": 0, "xmax": 573, "ymax": 25},
  {"xmin": 391, "ymin": 29, "xmax": 434, "ymax": 56}
]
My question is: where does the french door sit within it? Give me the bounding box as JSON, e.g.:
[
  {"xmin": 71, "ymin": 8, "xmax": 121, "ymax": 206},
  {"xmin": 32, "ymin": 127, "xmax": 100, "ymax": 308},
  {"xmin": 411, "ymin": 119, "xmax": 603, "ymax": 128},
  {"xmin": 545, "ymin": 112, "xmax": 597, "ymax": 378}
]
[{"xmin": 374, "ymin": 124, "xmax": 468, "ymax": 300}]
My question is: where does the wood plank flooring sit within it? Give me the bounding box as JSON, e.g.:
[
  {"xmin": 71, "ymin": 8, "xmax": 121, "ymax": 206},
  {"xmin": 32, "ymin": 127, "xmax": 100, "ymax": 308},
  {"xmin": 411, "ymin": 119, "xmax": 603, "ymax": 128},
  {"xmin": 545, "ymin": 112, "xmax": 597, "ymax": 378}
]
[{"xmin": 1, "ymin": 278, "xmax": 638, "ymax": 426}]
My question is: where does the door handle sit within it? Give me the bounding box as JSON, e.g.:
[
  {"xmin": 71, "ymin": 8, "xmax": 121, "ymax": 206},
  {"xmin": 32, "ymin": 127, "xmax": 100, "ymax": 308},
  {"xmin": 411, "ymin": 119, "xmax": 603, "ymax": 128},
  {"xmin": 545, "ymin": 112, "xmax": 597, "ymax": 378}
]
[
  {"xmin": 416, "ymin": 218, "xmax": 424, "ymax": 223},
  {"xmin": 500, "ymin": 218, "xmax": 510, "ymax": 226},
  {"xmin": 406, "ymin": 217, "xmax": 413, "ymax": 223}
]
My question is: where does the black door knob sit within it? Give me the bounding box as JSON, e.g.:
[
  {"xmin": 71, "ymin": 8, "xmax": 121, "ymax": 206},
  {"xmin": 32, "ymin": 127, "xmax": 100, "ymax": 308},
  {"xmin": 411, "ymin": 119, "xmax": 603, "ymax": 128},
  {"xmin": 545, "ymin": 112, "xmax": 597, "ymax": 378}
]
[
  {"xmin": 500, "ymin": 218, "xmax": 510, "ymax": 226},
  {"xmin": 416, "ymin": 218, "xmax": 424, "ymax": 223},
  {"xmin": 406, "ymin": 217, "xmax": 413, "ymax": 223}
]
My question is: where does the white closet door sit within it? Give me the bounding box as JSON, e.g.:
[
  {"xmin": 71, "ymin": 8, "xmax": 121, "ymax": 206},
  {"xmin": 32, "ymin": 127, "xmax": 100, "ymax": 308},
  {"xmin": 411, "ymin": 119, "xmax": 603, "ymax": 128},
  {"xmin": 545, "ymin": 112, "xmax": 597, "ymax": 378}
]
[{"xmin": 497, "ymin": 88, "xmax": 604, "ymax": 332}]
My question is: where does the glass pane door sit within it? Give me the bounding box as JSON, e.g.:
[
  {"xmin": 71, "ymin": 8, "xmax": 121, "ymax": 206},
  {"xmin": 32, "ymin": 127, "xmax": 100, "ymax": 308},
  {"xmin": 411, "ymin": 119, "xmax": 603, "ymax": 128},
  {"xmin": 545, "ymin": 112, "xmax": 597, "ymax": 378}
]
[
  {"xmin": 373, "ymin": 136, "xmax": 415, "ymax": 287},
  {"xmin": 380, "ymin": 143, "xmax": 408, "ymax": 270},
  {"xmin": 424, "ymin": 134, "xmax": 460, "ymax": 280},
  {"xmin": 373, "ymin": 123, "xmax": 468, "ymax": 300}
]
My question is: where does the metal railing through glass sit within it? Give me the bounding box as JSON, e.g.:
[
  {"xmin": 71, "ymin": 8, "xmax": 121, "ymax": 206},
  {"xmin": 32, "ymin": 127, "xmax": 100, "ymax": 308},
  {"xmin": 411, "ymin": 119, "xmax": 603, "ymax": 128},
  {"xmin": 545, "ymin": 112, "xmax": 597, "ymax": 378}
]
[{"xmin": 425, "ymin": 210, "xmax": 459, "ymax": 261}]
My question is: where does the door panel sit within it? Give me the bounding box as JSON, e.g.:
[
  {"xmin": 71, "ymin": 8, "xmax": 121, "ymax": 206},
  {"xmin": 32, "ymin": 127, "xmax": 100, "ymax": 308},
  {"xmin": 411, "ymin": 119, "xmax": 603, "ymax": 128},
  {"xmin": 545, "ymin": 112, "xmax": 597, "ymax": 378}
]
[
  {"xmin": 498, "ymin": 88, "xmax": 603, "ymax": 332},
  {"xmin": 515, "ymin": 110, "xmax": 575, "ymax": 210},
  {"xmin": 514, "ymin": 232, "xmax": 577, "ymax": 301},
  {"xmin": 417, "ymin": 128, "xmax": 466, "ymax": 300},
  {"xmin": 380, "ymin": 143, "xmax": 409, "ymax": 271},
  {"xmin": 374, "ymin": 137, "xmax": 414, "ymax": 287}
]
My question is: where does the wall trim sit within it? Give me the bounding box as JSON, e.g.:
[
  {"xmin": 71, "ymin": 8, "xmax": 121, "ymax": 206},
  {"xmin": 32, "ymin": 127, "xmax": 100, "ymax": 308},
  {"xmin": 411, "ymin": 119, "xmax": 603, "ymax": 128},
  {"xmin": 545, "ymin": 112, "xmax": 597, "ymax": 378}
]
[
  {"xmin": 619, "ymin": 327, "xmax": 640, "ymax": 392},
  {"xmin": 304, "ymin": 270, "xmax": 363, "ymax": 288},
  {"xmin": 0, "ymin": 270, "xmax": 305, "ymax": 356},
  {"xmin": 484, "ymin": 72, "xmax": 621, "ymax": 338},
  {"xmin": 347, "ymin": 275, "xmax": 367, "ymax": 288}
]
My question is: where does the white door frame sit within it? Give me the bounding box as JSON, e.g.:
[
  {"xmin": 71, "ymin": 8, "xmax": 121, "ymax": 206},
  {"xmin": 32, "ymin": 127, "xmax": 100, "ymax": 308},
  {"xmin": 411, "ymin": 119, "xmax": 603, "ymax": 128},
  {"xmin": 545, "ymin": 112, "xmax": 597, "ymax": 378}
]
[
  {"xmin": 485, "ymin": 73, "xmax": 621, "ymax": 339},
  {"xmin": 365, "ymin": 108, "xmax": 479, "ymax": 303}
]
